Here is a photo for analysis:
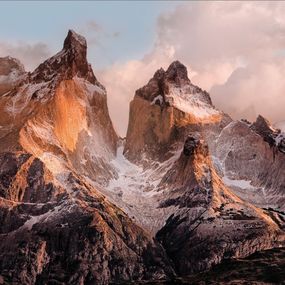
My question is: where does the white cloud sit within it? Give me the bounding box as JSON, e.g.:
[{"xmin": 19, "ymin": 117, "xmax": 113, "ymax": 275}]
[
  {"xmin": 100, "ymin": 1, "xmax": 285, "ymax": 135},
  {"xmin": 211, "ymin": 58, "xmax": 285, "ymax": 123},
  {"xmin": 0, "ymin": 41, "xmax": 50, "ymax": 71},
  {"xmin": 98, "ymin": 44, "xmax": 178, "ymax": 136},
  {"xmin": 2, "ymin": 2, "xmax": 285, "ymax": 135}
]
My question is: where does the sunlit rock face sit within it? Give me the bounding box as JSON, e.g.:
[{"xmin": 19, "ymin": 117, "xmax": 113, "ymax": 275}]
[
  {"xmin": 0, "ymin": 30, "xmax": 118, "ymax": 183},
  {"xmin": 0, "ymin": 31, "xmax": 175, "ymax": 284},
  {"xmin": 156, "ymin": 136, "xmax": 283, "ymax": 274},
  {"xmin": 0, "ymin": 30, "xmax": 285, "ymax": 285},
  {"xmin": 119, "ymin": 61, "xmax": 285, "ymax": 275},
  {"xmin": 124, "ymin": 61, "xmax": 230, "ymax": 163}
]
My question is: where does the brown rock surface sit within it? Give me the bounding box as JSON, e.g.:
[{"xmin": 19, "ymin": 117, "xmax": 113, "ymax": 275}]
[
  {"xmin": 121, "ymin": 61, "xmax": 285, "ymax": 277},
  {"xmin": 214, "ymin": 120, "xmax": 285, "ymax": 209},
  {"xmin": 0, "ymin": 31, "xmax": 285, "ymax": 285},
  {"xmin": 124, "ymin": 61, "xmax": 229, "ymax": 163},
  {"xmin": 0, "ymin": 153, "xmax": 174, "ymax": 284},
  {"xmin": 156, "ymin": 136, "xmax": 284, "ymax": 274},
  {"xmin": 0, "ymin": 31, "xmax": 174, "ymax": 284}
]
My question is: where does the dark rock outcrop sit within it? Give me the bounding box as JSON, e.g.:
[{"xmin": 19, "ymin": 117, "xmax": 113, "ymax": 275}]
[
  {"xmin": 251, "ymin": 115, "xmax": 278, "ymax": 147},
  {"xmin": 31, "ymin": 30, "xmax": 99, "ymax": 86},
  {"xmin": 156, "ymin": 137, "xmax": 284, "ymax": 274},
  {"xmin": 0, "ymin": 152, "xmax": 175, "ymax": 285},
  {"xmin": 183, "ymin": 136, "xmax": 199, "ymax": 156},
  {"xmin": 177, "ymin": 247, "xmax": 285, "ymax": 284},
  {"xmin": 251, "ymin": 115, "xmax": 285, "ymax": 154}
]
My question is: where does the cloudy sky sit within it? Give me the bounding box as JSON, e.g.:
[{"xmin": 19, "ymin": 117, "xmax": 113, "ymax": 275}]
[{"xmin": 1, "ymin": 1, "xmax": 285, "ymax": 135}]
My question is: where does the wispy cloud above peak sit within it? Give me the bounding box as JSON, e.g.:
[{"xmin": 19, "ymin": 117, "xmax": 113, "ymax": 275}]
[
  {"xmin": 98, "ymin": 1, "xmax": 285, "ymax": 134},
  {"xmin": 0, "ymin": 41, "xmax": 51, "ymax": 71}
]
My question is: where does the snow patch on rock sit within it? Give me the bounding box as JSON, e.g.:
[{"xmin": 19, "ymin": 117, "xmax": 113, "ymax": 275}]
[
  {"xmin": 95, "ymin": 145, "xmax": 181, "ymax": 234},
  {"xmin": 39, "ymin": 152, "xmax": 69, "ymax": 177},
  {"xmin": 222, "ymin": 176, "xmax": 254, "ymax": 190},
  {"xmin": 5, "ymin": 81, "xmax": 51, "ymax": 116},
  {"xmin": 151, "ymin": 95, "xmax": 163, "ymax": 105},
  {"xmin": 275, "ymin": 132, "xmax": 285, "ymax": 145},
  {"xmin": 74, "ymin": 76, "xmax": 106, "ymax": 96},
  {"xmin": 166, "ymin": 85, "xmax": 219, "ymax": 118},
  {"xmin": 0, "ymin": 68, "xmax": 23, "ymax": 84},
  {"xmin": 22, "ymin": 205, "xmax": 62, "ymax": 230}
]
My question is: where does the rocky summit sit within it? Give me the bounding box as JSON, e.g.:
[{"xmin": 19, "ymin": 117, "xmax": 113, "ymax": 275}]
[{"xmin": 0, "ymin": 30, "xmax": 285, "ymax": 285}]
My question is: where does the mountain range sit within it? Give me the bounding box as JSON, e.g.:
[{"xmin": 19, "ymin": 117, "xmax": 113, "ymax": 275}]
[{"xmin": 0, "ymin": 30, "xmax": 284, "ymax": 285}]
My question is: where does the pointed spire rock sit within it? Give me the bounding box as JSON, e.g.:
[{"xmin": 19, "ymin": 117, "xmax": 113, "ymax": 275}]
[
  {"xmin": 251, "ymin": 115, "xmax": 279, "ymax": 147},
  {"xmin": 63, "ymin": 29, "xmax": 87, "ymax": 51},
  {"xmin": 31, "ymin": 29, "xmax": 96, "ymax": 84}
]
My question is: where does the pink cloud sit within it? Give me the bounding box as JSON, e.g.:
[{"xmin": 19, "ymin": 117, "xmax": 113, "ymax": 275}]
[
  {"xmin": 99, "ymin": 2, "xmax": 285, "ymax": 135},
  {"xmin": 0, "ymin": 41, "xmax": 50, "ymax": 71}
]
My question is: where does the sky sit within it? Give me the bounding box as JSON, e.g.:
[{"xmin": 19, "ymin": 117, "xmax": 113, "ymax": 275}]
[
  {"xmin": 0, "ymin": 1, "xmax": 177, "ymax": 69},
  {"xmin": 1, "ymin": 1, "xmax": 285, "ymax": 135}
]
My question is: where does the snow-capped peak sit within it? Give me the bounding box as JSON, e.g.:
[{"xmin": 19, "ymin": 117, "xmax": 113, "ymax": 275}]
[
  {"xmin": 135, "ymin": 60, "xmax": 219, "ymax": 119},
  {"xmin": 30, "ymin": 29, "xmax": 97, "ymax": 85},
  {"xmin": 165, "ymin": 84, "xmax": 219, "ymax": 119}
]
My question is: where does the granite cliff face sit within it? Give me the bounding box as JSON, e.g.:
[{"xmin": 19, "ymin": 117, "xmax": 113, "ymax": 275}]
[
  {"xmin": 0, "ymin": 31, "xmax": 174, "ymax": 284},
  {"xmin": 0, "ymin": 31, "xmax": 285, "ymax": 284},
  {"xmin": 124, "ymin": 61, "xmax": 230, "ymax": 163},
  {"xmin": 0, "ymin": 30, "xmax": 118, "ymax": 182},
  {"xmin": 120, "ymin": 61, "xmax": 285, "ymax": 275},
  {"xmin": 156, "ymin": 136, "xmax": 283, "ymax": 274}
]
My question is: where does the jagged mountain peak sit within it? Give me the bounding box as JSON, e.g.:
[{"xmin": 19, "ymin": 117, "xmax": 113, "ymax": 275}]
[
  {"xmin": 0, "ymin": 29, "xmax": 117, "ymax": 168},
  {"xmin": 151, "ymin": 60, "xmax": 190, "ymax": 84},
  {"xmin": 251, "ymin": 114, "xmax": 277, "ymax": 140},
  {"xmin": 165, "ymin": 60, "xmax": 190, "ymax": 85},
  {"xmin": 63, "ymin": 29, "xmax": 87, "ymax": 51},
  {"xmin": 135, "ymin": 60, "xmax": 211, "ymax": 107},
  {"xmin": 254, "ymin": 114, "xmax": 272, "ymax": 127},
  {"xmin": 31, "ymin": 29, "xmax": 96, "ymax": 84},
  {"xmin": 153, "ymin": 67, "xmax": 165, "ymax": 80},
  {"xmin": 250, "ymin": 114, "xmax": 285, "ymax": 152},
  {"xmin": 126, "ymin": 60, "xmax": 224, "ymax": 162}
]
